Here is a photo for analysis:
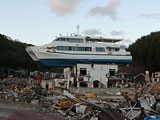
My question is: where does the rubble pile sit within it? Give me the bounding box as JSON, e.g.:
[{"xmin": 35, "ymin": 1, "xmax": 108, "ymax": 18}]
[
  {"xmin": 0, "ymin": 77, "xmax": 46, "ymax": 103},
  {"xmin": 0, "ymin": 75, "xmax": 160, "ymax": 120},
  {"xmin": 0, "ymin": 77, "xmax": 104, "ymax": 119}
]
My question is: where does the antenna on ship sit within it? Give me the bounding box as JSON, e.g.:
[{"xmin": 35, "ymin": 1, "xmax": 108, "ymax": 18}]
[{"xmin": 76, "ymin": 25, "xmax": 80, "ymax": 36}]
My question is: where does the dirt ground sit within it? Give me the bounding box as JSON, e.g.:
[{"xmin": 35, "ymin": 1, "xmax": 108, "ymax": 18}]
[{"xmin": 0, "ymin": 102, "xmax": 64, "ymax": 120}]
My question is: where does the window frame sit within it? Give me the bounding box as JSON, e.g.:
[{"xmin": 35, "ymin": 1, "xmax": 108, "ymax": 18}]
[{"xmin": 95, "ymin": 47, "xmax": 105, "ymax": 52}]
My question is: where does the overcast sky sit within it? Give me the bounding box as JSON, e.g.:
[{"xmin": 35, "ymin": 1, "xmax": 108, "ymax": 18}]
[{"xmin": 0, "ymin": 0, "xmax": 160, "ymax": 46}]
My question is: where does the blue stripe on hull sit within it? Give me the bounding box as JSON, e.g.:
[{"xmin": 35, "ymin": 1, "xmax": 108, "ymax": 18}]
[{"xmin": 38, "ymin": 59, "xmax": 132, "ymax": 67}]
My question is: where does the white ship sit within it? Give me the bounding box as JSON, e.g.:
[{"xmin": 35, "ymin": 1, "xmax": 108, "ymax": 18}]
[{"xmin": 26, "ymin": 35, "xmax": 132, "ymax": 66}]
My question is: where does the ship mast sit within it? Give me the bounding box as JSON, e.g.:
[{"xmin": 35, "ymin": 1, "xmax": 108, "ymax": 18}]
[{"xmin": 76, "ymin": 25, "xmax": 80, "ymax": 36}]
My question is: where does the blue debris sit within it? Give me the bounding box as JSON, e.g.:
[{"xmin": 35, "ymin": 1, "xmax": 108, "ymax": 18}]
[{"xmin": 144, "ymin": 117, "xmax": 160, "ymax": 120}]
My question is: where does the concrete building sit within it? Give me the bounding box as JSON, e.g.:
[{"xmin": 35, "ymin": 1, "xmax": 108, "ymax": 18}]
[
  {"xmin": 75, "ymin": 63, "xmax": 118, "ymax": 88},
  {"xmin": 153, "ymin": 72, "xmax": 160, "ymax": 82},
  {"xmin": 54, "ymin": 67, "xmax": 74, "ymax": 89}
]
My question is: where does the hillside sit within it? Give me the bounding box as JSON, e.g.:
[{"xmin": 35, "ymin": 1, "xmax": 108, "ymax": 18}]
[
  {"xmin": 0, "ymin": 33, "xmax": 37, "ymax": 70},
  {"xmin": 128, "ymin": 31, "xmax": 160, "ymax": 72}
]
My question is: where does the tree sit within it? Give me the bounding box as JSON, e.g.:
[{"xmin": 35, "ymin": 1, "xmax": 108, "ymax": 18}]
[{"xmin": 128, "ymin": 31, "xmax": 160, "ymax": 72}]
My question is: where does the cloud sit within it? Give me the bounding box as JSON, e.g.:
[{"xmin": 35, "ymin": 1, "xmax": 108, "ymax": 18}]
[
  {"xmin": 50, "ymin": 0, "xmax": 82, "ymax": 16},
  {"xmin": 139, "ymin": 13, "xmax": 160, "ymax": 19},
  {"xmin": 123, "ymin": 39, "xmax": 132, "ymax": 44},
  {"xmin": 123, "ymin": 39, "xmax": 133, "ymax": 46},
  {"xmin": 88, "ymin": 0, "xmax": 121, "ymax": 20},
  {"xmin": 119, "ymin": 39, "xmax": 133, "ymax": 47},
  {"xmin": 111, "ymin": 30, "xmax": 124, "ymax": 36},
  {"xmin": 83, "ymin": 29, "xmax": 102, "ymax": 36}
]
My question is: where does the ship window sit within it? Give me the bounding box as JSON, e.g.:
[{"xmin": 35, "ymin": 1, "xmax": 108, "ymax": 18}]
[
  {"xmin": 106, "ymin": 47, "xmax": 112, "ymax": 51},
  {"xmin": 96, "ymin": 47, "xmax": 105, "ymax": 52},
  {"xmin": 69, "ymin": 38, "xmax": 74, "ymax": 42},
  {"xmin": 85, "ymin": 47, "xmax": 92, "ymax": 51},
  {"xmin": 66, "ymin": 38, "xmax": 69, "ymax": 42},
  {"xmin": 68, "ymin": 46, "xmax": 72, "ymax": 51},
  {"xmin": 56, "ymin": 46, "xmax": 61, "ymax": 50},
  {"xmin": 56, "ymin": 46, "xmax": 92, "ymax": 52},
  {"xmin": 62, "ymin": 38, "xmax": 65, "ymax": 41},
  {"xmin": 72, "ymin": 47, "xmax": 77, "ymax": 51},
  {"xmin": 78, "ymin": 39, "xmax": 83, "ymax": 43},
  {"xmin": 71, "ymin": 38, "xmax": 83, "ymax": 43},
  {"xmin": 78, "ymin": 47, "xmax": 85, "ymax": 51},
  {"xmin": 56, "ymin": 38, "xmax": 60, "ymax": 41},
  {"xmin": 56, "ymin": 38, "xmax": 83, "ymax": 43},
  {"xmin": 56, "ymin": 38, "xmax": 63, "ymax": 41}
]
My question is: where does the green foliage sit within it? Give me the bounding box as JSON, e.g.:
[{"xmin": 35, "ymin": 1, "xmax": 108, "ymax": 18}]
[
  {"xmin": 128, "ymin": 31, "xmax": 160, "ymax": 72},
  {"xmin": 0, "ymin": 33, "xmax": 37, "ymax": 70}
]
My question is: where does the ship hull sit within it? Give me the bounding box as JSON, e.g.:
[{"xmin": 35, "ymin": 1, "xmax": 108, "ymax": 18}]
[
  {"xmin": 38, "ymin": 58, "xmax": 132, "ymax": 66},
  {"xmin": 34, "ymin": 51, "xmax": 132, "ymax": 66}
]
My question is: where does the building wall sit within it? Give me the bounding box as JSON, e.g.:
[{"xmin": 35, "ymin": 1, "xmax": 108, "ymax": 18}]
[
  {"xmin": 153, "ymin": 72, "xmax": 160, "ymax": 82},
  {"xmin": 41, "ymin": 80, "xmax": 54, "ymax": 89},
  {"xmin": 64, "ymin": 67, "xmax": 70, "ymax": 79},
  {"xmin": 55, "ymin": 78, "xmax": 67, "ymax": 88},
  {"xmin": 76, "ymin": 64, "xmax": 118, "ymax": 86}
]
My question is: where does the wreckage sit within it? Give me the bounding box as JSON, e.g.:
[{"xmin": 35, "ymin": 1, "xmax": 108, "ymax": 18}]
[{"xmin": 0, "ymin": 71, "xmax": 160, "ymax": 120}]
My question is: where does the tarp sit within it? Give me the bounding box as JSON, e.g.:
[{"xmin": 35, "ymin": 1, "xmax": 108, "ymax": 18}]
[{"xmin": 144, "ymin": 117, "xmax": 160, "ymax": 120}]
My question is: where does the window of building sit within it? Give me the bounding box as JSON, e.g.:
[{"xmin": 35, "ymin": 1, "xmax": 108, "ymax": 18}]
[
  {"xmin": 115, "ymin": 48, "xmax": 119, "ymax": 51},
  {"xmin": 60, "ymin": 83, "xmax": 65, "ymax": 86},
  {"xmin": 96, "ymin": 47, "xmax": 105, "ymax": 52},
  {"xmin": 109, "ymin": 69, "xmax": 116, "ymax": 76},
  {"xmin": 80, "ymin": 68, "xmax": 87, "ymax": 76}
]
